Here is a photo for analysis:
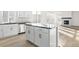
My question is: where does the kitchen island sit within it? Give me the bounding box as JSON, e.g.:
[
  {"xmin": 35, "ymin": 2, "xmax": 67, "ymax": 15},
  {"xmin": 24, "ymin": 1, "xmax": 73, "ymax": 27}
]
[{"xmin": 25, "ymin": 23, "xmax": 58, "ymax": 47}]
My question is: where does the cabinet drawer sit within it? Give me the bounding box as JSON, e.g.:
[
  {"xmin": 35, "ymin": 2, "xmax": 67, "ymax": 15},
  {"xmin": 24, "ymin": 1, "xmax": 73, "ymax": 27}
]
[
  {"xmin": 26, "ymin": 26, "xmax": 34, "ymax": 29},
  {"xmin": 41, "ymin": 28, "xmax": 49, "ymax": 34},
  {"xmin": 34, "ymin": 27, "xmax": 49, "ymax": 34}
]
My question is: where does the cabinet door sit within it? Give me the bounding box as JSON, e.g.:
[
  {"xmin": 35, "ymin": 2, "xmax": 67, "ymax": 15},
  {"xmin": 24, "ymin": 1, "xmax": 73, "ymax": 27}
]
[
  {"xmin": 40, "ymin": 33, "xmax": 49, "ymax": 47},
  {"xmin": 0, "ymin": 25, "xmax": 3, "ymax": 38},
  {"xmin": 10, "ymin": 24, "xmax": 19, "ymax": 36},
  {"xmin": 26, "ymin": 26, "xmax": 34, "ymax": 43},
  {"xmin": 3, "ymin": 24, "xmax": 19, "ymax": 37},
  {"xmin": 8, "ymin": 11, "xmax": 16, "ymax": 23},
  {"xmin": 3, "ymin": 25, "xmax": 12, "ymax": 37},
  {"xmin": 34, "ymin": 29, "xmax": 40, "ymax": 46},
  {"xmin": 3, "ymin": 11, "xmax": 8, "ymax": 22},
  {"xmin": 34, "ymin": 27, "xmax": 49, "ymax": 47}
]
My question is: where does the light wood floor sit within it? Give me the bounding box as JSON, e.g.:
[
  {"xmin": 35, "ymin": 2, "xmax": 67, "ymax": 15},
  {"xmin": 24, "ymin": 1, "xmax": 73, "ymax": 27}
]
[
  {"xmin": 59, "ymin": 26, "xmax": 79, "ymax": 47},
  {"xmin": 0, "ymin": 34, "xmax": 35, "ymax": 47}
]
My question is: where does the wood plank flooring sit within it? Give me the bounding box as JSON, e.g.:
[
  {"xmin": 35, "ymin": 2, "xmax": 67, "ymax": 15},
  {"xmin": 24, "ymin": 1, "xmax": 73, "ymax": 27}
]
[
  {"xmin": 0, "ymin": 34, "xmax": 35, "ymax": 47},
  {"xmin": 59, "ymin": 26, "xmax": 79, "ymax": 47}
]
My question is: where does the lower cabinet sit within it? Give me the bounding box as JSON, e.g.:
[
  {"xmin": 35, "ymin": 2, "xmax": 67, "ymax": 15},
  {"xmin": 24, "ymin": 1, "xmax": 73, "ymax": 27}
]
[
  {"xmin": 0, "ymin": 25, "xmax": 4, "ymax": 38},
  {"xmin": 40, "ymin": 33, "xmax": 49, "ymax": 47},
  {"xmin": 34, "ymin": 27, "xmax": 49, "ymax": 47},
  {"xmin": 26, "ymin": 26, "xmax": 35, "ymax": 43},
  {"xmin": 26, "ymin": 25, "xmax": 57, "ymax": 47},
  {"xmin": 3, "ymin": 24, "xmax": 19, "ymax": 37},
  {"xmin": 0, "ymin": 24, "xmax": 19, "ymax": 38}
]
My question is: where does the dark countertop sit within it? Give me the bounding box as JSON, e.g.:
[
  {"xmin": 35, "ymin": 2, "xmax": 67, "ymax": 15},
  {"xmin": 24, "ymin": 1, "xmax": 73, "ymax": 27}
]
[
  {"xmin": 25, "ymin": 23, "xmax": 55, "ymax": 29},
  {"xmin": 0, "ymin": 22, "xmax": 29, "ymax": 25},
  {"xmin": 61, "ymin": 25, "xmax": 79, "ymax": 30}
]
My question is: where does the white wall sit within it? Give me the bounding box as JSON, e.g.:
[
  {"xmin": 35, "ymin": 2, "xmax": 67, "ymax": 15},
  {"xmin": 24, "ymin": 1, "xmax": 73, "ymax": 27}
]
[
  {"xmin": 72, "ymin": 11, "xmax": 79, "ymax": 26},
  {"xmin": 39, "ymin": 11, "xmax": 73, "ymax": 26},
  {"xmin": 60, "ymin": 11, "xmax": 72, "ymax": 17},
  {"xmin": 39, "ymin": 11, "xmax": 62, "ymax": 26}
]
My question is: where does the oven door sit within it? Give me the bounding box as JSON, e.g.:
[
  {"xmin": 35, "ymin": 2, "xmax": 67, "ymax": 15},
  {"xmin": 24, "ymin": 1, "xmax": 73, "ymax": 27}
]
[{"xmin": 64, "ymin": 20, "xmax": 69, "ymax": 25}]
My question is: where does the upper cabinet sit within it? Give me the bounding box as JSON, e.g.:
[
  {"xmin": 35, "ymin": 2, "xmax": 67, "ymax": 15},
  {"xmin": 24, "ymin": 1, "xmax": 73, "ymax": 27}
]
[
  {"xmin": 8, "ymin": 11, "xmax": 17, "ymax": 23},
  {"xmin": 0, "ymin": 11, "xmax": 33, "ymax": 23},
  {"xmin": 16, "ymin": 11, "xmax": 33, "ymax": 23},
  {"xmin": 0, "ymin": 11, "xmax": 3, "ymax": 23},
  {"xmin": 3, "ymin": 11, "xmax": 9, "ymax": 22},
  {"xmin": 8, "ymin": 11, "xmax": 16, "ymax": 17},
  {"xmin": 2, "ymin": 11, "xmax": 16, "ymax": 23}
]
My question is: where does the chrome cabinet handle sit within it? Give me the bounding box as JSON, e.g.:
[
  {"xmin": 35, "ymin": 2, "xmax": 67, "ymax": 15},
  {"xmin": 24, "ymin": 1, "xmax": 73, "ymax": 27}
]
[{"xmin": 39, "ymin": 34, "xmax": 42, "ymax": 38}]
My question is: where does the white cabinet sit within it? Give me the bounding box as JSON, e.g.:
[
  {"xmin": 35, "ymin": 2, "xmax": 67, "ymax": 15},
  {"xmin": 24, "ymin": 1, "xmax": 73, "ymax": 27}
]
[
  {"xmin": 9, "ymin": 24, "xmax": 19, "ymax": 36},
  {"xmin": 3, "ymin": 25, "xmax": 12, "ymax": 37},
  {"xmin": 3, "ymin": 11, "xmax": 9, "ymax": 22},
  {"xmin": 1, "ymin": 11, "xmax": 17, "ymax": 23},
  {"xmin": 18, "ymin": 11, "xmax": 32, "ymax": 17},
  {"xmin": 3, "ymin": 24, "xmax": 19, "ymax": 37},
  {"xmin": 16, "ymin": 11, "xmax": 32, "ymax": 23},
  {"xmin": 26, "ymin": 24, "xmax": 57, "ymax": 47},
  {"xmin": 19, "ymin": 24, "xmax": 26, "ymax": 33},
  {"xmin": 0, "ymin": 11, "xmax": 3, "ymax": 23},
  {"xmin": 34, "ymin": 27, "xmax": 49, "ymax": 47},
  {"xmin": 0, "ymin": 25, "xmax": 4, "ymax": 38},
  {"xmin": 0, "ymin": 24, "xmax": 19, "ymax": 38},
  {"xmin": 8, "ymin": 11, "xmax": 16, "ymax": 23},
  {"xmin": 34, "ymin": 28, "xmax": 40, "ymax": 46},
  {"xmin": 26, "ymin": 26, "xmax": 35, "ymax": 43}
]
